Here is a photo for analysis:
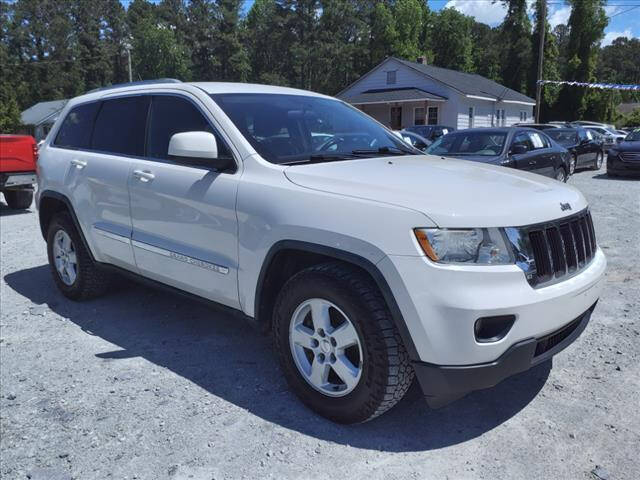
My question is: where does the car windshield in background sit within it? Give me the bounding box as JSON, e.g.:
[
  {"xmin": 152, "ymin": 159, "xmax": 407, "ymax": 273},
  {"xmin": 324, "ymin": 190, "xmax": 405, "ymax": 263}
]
[
  {"xmin": 547, "ymin": 129, "xmax": 578, "ymax": 146},
  {"xmin": 425, "ymin": 131, "xmax": 506, "ymax": 156},
  {"xmin": 625, "ymin": 131, "xmax": 640, "ymax": 141},
  {"xmin": 210, "ymin": 93, "xmax": 416, "ymax": 164}
]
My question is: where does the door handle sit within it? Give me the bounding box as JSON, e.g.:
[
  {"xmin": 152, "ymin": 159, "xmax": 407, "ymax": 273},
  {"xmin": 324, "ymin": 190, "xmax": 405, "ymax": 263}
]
[
  {"xmin": 71, "ymin": 159, "xmax": 87, "ymax": 169},
  {"xmin": 133, "ymin": 169, "xmax": 155, "ymax": 183}
]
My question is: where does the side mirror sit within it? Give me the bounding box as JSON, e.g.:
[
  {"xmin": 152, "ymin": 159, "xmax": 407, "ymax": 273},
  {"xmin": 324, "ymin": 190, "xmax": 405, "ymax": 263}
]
[
  {"xmin": 510, "ymin": 144, "xmax": 528, "ymax": 155},
  {"xmin": 616, "ymin": 137, "xmax": 623, "ymax": 143},
  {"xmin": 168, "ymin": 131, "xmax": 233, "ymax": 171}
]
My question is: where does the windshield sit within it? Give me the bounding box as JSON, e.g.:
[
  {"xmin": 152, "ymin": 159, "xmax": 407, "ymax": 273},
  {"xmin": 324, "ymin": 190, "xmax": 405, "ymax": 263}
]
[
  {"xmin": 425, "ymin": 131, "xmax": 506, "ymax": 156},
  {"xmin": 626, "ymin": 130, "xmax": 640, "ymax": 141},
  {"xmin": 210, "ymin": 93, "xmax": 416, "ymax": 164},
  {"xmin": 405, "ymin": 125, "xmax": 434, "ymax": 137},
  {"xmin": 547, "ymin": 129, "xmax": 578, "ymax": 145}
]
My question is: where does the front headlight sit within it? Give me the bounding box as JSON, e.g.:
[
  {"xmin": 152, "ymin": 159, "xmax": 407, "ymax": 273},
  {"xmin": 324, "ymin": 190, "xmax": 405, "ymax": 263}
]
[{"xmin": 414, "ymin": 228, "xmax": 513, "ymax": 265}]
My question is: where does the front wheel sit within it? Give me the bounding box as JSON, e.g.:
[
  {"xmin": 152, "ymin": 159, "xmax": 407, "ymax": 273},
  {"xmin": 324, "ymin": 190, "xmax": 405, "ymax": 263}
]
[
  {"xmin": 593, "ymin": 151, "xmax": 604, "ymax": 170},
  {"xmin": 273, "ymin": 262, "xmax": 414, "ymax": 423},
  {"xmin": 3, "ymin": 189, "xmax": 33, "ymax": 209}
]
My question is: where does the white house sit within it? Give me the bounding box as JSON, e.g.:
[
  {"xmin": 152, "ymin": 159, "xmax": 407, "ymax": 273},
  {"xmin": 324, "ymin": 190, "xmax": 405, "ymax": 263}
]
[{"xmin": 337, "ymin": 57, "xmax": 535, "ymax": 130}]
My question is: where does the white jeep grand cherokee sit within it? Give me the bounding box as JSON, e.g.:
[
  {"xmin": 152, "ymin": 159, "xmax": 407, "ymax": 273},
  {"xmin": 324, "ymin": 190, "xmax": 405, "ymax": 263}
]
[{"xmin": 37, "ymin": 80, "xmax": 606, "ymax": 423}]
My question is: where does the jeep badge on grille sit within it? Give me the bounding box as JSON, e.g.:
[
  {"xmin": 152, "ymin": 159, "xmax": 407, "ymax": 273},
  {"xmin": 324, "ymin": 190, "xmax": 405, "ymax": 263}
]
[{"xmin": 560, "ymin": 202, "xmax": 572, "ymax": 211}]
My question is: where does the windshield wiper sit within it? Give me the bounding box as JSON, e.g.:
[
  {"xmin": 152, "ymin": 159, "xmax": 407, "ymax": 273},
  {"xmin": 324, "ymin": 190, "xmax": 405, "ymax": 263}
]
[{"xmin": 350, "ymin": 146, "xmax": 417, "ymax": 156}]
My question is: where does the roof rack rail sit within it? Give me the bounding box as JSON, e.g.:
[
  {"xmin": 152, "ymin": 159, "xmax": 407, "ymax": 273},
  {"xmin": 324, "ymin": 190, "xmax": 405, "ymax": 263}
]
[{"xmin": 87, "ymin": 78, "xmax": 182, "ymax": 94}]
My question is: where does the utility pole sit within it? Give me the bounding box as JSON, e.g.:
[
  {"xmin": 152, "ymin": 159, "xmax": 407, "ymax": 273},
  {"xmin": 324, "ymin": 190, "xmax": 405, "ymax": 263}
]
[
  {"xmin": 126, "ymin": 46, "xmax": 132, "ymax": 83},
  {"xmin": 535, "ymin": 0, "xmax": 546, "ymax": 123}
]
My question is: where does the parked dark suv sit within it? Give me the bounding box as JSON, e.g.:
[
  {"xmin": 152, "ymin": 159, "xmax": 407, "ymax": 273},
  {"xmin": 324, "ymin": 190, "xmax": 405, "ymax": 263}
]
[
  {"xmin": 425, "ymin": 127, "xmax": 571, "ymax": 182},
  {"xmin": 607, "ymin": 129, "xmax": 640, "ymax": 177}
]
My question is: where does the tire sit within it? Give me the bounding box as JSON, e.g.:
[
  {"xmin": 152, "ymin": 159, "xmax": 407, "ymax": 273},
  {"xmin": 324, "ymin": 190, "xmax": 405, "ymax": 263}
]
[
  {"xmin": 554, "ymin": 167, "xmax": 567, "ymax": 183},
  {"xmin": 273, "ymin": 262, "xmax": 414, "ymax": 424},
  {"xmin": 3, "ymin": 189, "xmax": 33, "ymax": 209},
  {"xmin": 46, "ymin": 212, "xmax": 110, "ymax": 300},
  {"xmin": 592, "ymin": 151, "xmax": 603, "ymax": 170},
  {"xmin": 569, "ymin": 155, "xmax": 577, "ymax": 175}
]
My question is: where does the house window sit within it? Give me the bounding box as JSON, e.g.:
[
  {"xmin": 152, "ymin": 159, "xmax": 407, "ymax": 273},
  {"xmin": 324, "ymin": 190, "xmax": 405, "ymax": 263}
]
[
  {"xmin": 468, "ymin": 107, "xmax": 474, "ymax": 128},
  {"xmin": 427, "ymin": 106, "xmax": 438, "ymax": 125},
  {"xmin": 386, "ymin": 70, "xmax": 396, "ymax": 85},
  {"xmin": 520, "ymin": 111, "xmax": 528, "ymax": 122},
  {"xmin": 414, "ymin": 107, "xmax": 425, "ymax": 125}
]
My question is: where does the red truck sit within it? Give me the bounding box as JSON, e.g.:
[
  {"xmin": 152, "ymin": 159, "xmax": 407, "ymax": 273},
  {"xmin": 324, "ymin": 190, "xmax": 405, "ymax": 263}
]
[{"xmin": 0, "ymin": 135, "xmax": 38, "ymax": 209}]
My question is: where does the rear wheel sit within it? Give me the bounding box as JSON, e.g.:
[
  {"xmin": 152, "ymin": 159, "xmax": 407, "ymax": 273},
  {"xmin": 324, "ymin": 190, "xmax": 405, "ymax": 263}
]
[
  {"xmin": 273, "ymin": 262, "xmax": 414, "ymax": 423},
  {"xmin": 46, "ymin": 212, "xmax": 110, "ymax": 300},
  {"xmin": 569, "ymin": 155, "xmax": 577, "ymax": 175},
  {"xmin": 593, "ymin": 151, "xmax": 603, "ymax": 170},
  {"xmin": 3, "ymin": 189, "xmax": 33, "ymax": 209},
  {"xmin": 555, "ymin": 167, "xmax": 567, "ymax": 183}
]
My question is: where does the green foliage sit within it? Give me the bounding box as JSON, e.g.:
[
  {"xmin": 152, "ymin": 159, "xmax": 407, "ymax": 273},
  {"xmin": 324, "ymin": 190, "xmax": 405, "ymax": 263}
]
[
  {"xmin": 0, "ymin": 84, "xmax": 23, "ymax": 133},
  {"xmin": 430, "ymin": 8, "xmax": 474, "ymax": 72},
  {"xmin": 499, "ymin": 0, "xmax": 532, "ymax": 92},
  {"xmin": 621, "ymin": 108, "xmax": 640, "ymax": 128},
  {"xmin": 2, "ymin": 0, "xmax": 638, "ymax": 129}
]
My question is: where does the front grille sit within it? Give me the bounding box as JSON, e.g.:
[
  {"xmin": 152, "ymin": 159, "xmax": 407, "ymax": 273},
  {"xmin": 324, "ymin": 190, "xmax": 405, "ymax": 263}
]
[
  {"xmin": 527, "ymin": 210, "xmax": 596, "ymax": 287},
  {"xmin": 620, "ymin": 152, "xmax": 640, "ymax": 163}
]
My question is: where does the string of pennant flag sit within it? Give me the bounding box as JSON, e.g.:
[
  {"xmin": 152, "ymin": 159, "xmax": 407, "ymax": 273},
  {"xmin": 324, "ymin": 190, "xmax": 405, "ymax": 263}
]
[{"xmin": 537, "ymin": 80, "xmax": 640, "ymax": 91}]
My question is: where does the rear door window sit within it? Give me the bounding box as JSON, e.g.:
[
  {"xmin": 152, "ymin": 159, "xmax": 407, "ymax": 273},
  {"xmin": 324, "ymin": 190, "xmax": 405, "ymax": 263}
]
[
  {"xmin": 54, "ymin": 102, "xmax": 100, "ymax": 149},
  {"xmin": 512, "ymin": 132, "xmax": 533, "ymax": 152},
  {"xmin": 91, "ymin": 96, "xmax": 150, "ymax": 156},
  {"xmin": 146, "ymin": 95, "xmax": 232, "ymax": 161}
]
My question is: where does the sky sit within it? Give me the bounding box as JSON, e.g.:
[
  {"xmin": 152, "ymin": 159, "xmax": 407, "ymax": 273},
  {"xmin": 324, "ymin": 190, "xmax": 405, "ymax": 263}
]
[{"xmin": 120, "ymin": 0, "xmax": 639, "ymax": 47}]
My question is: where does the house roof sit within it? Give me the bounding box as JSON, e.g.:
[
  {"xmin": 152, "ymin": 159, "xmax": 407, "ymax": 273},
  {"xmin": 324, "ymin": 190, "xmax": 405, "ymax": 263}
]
[
  {"xmin": 395, "ymin": 58, "xmax": 535, "ymax": 104},
  {"xmin": 340, "ymin": 87, "xmax": 447, "ymax": 104},
  {"xmin": 21, "ymin": 99, "xmax": 68, "ymax": 126}
]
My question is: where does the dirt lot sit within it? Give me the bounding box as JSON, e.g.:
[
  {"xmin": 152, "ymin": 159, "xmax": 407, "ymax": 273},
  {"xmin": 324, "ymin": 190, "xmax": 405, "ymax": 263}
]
[{"xmin": 1, "ymin": 168, "xmax": 639, "ymax": 480}]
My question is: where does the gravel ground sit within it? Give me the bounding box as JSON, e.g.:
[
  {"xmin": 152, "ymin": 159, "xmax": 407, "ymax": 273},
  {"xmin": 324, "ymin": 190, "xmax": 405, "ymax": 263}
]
[{"xmin": 1, "ymin": 168, "xmax": 639, "ymax": 480}]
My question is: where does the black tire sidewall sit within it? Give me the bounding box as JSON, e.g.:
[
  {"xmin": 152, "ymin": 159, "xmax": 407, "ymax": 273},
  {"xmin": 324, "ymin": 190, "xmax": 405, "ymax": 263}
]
[
  {"xmin": 4, "ymin": 189, "xmax": 33, "ymax": 209},
  {"xmin": 274, "ymin": 270, "xmax": 390, "ymax": 423},
  {"xmin": 46, "ymin": 214, "xmax": 86, "ymax": 299}
]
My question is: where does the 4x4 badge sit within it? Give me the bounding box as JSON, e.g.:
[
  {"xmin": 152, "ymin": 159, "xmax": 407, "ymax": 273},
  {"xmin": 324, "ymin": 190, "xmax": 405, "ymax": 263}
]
[{"xmin": 560, "ymin": 202, "xmax": 572, "ymax": 211}]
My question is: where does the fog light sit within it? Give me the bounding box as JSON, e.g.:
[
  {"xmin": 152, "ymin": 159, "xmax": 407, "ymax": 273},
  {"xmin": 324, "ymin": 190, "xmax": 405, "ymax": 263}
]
[{"xmin": 474, "ymin": 315, "xmax": 516, "ymax": 343}]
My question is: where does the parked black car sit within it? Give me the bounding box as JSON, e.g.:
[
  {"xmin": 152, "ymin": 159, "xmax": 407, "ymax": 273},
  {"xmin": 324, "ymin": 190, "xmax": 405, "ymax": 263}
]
[
  {"xmin": 397, "ymin": 130, "xmax": 431, "ymax": 151},
  {"xmin": 512, "ymin": 123, "xmax": 563, "ymax": 131},
  {"xmin": 425, "ymin": 127, "xmax": 571, "ymax": 181},
  {"xmin": 404, "ymin": 124, "xmax": 455, "ymax": 143},
  {"xmin": 607, "ymin": 129, "xmax": 640, "ymax": 177},
  {"xmin": 546, "ymin": 127, "xmax": 604, "ymax": 174}
]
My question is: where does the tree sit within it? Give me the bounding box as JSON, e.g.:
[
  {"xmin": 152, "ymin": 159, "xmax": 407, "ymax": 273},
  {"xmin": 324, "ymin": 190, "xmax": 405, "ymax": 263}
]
[
  {"xmin": 132, "ymin": 19, "xmax": 190, "ymax": 80},
  {"xmin": 392, "ymin": 0, "xmax": 424, "ymax": 61},
  {"xmin": 529, "ymin": 0, "xmax": 561, "ymax": 118},
  {"xmin": 470, "ymin": 23, "xmax": 501, "ymax": 82},
  {"xmin": 214, "ymin": 0, "xmax": 250, "ymax": 82},
  {"xmin": 369, "ymin": 1, "xmax": 396, "ymax": 65},
  {"xmin": 430, "ymin": 8, "xmax": 474, "ymax": 72},
  {"xmin": 499, "ymin": 0, "xmax": 532, "ymax": 92},
  {"xmin": 556, "ymin": 0, "xmax": 607, "ymax": 119},
  {"xmin": 186, "ymin": 0, "xmax": 218, "ymax": 80},
  {"xmin": 245, "ymin": 0, "xmax": 289, "ymax": 85}
]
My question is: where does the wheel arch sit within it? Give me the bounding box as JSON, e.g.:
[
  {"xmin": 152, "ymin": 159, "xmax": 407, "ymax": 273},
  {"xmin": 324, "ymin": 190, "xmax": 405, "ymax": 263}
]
[
  {"xmin": 38, "ymin": 190, "xmax": 96, "ymax": 261},
  {"xmin": 254, "ymin": 240, "xmax": 420, "ymax": 360}
]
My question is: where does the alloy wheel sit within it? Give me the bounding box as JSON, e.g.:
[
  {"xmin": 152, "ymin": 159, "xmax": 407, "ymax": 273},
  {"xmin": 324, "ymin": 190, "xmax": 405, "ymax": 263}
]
[
  {"xmin": 52, "ymin": 230, "xmax": 78, "ymax": 286},
  {"xmin": 289, "ymin": 298, "xmax": 363, "ymax": 397},
  {"xmin": 555, "ymin": 168, "xmax": 566, "ymax": 182},
  {"xmin": 570, "ymin": 155, "xmax": 576, "ymax": 175}
]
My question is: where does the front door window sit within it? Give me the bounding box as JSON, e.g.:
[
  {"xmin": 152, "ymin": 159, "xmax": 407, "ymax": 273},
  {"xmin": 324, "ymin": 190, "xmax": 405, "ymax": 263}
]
[{"xmin": 390, "ymin": 106, "xmax": 402, "ymax": 130}]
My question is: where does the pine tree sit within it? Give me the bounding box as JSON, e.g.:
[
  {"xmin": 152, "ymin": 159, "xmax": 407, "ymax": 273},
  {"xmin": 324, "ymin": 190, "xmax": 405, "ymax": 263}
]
[
  {"xmin": 214, "ymin": 0, "xmax": 250, "ymax": 82},
  {"xmin": 499, "ymin": 0, "xmax": 532, "ymax": 92},
  {"xmin": 430, "ymin": 8, "xmax": 474, "ymax": 72},
  {"xmin": 529, "ymin": 0, "xmax": 561, "ymax": 117}
]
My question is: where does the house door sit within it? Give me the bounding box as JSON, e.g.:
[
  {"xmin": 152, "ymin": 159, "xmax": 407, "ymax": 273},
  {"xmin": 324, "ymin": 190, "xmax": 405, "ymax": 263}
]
[{"xmin": 390, "ymin": 106, "xmax": 402, "ymax": 130}]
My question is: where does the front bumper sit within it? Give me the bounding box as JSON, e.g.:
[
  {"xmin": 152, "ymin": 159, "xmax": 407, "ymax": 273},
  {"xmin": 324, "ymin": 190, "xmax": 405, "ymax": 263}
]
[
  {"xmin": 607, "ymin": 155, "xmax": 640, "ymax": 176},
  {"xmin": 413, "ymin": 302, "xmax": 596, "ymax": 407}
]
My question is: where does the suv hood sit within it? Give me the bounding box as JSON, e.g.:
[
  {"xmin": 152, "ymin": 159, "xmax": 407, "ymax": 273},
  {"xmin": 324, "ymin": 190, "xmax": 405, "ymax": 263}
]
[
  {"xmin": 616, "ymin": 141, "xmax": 640, "ymax": 151},
  {"xmin": 284, "ymin": 155, "xmax": 587, "ymax": 228}
]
